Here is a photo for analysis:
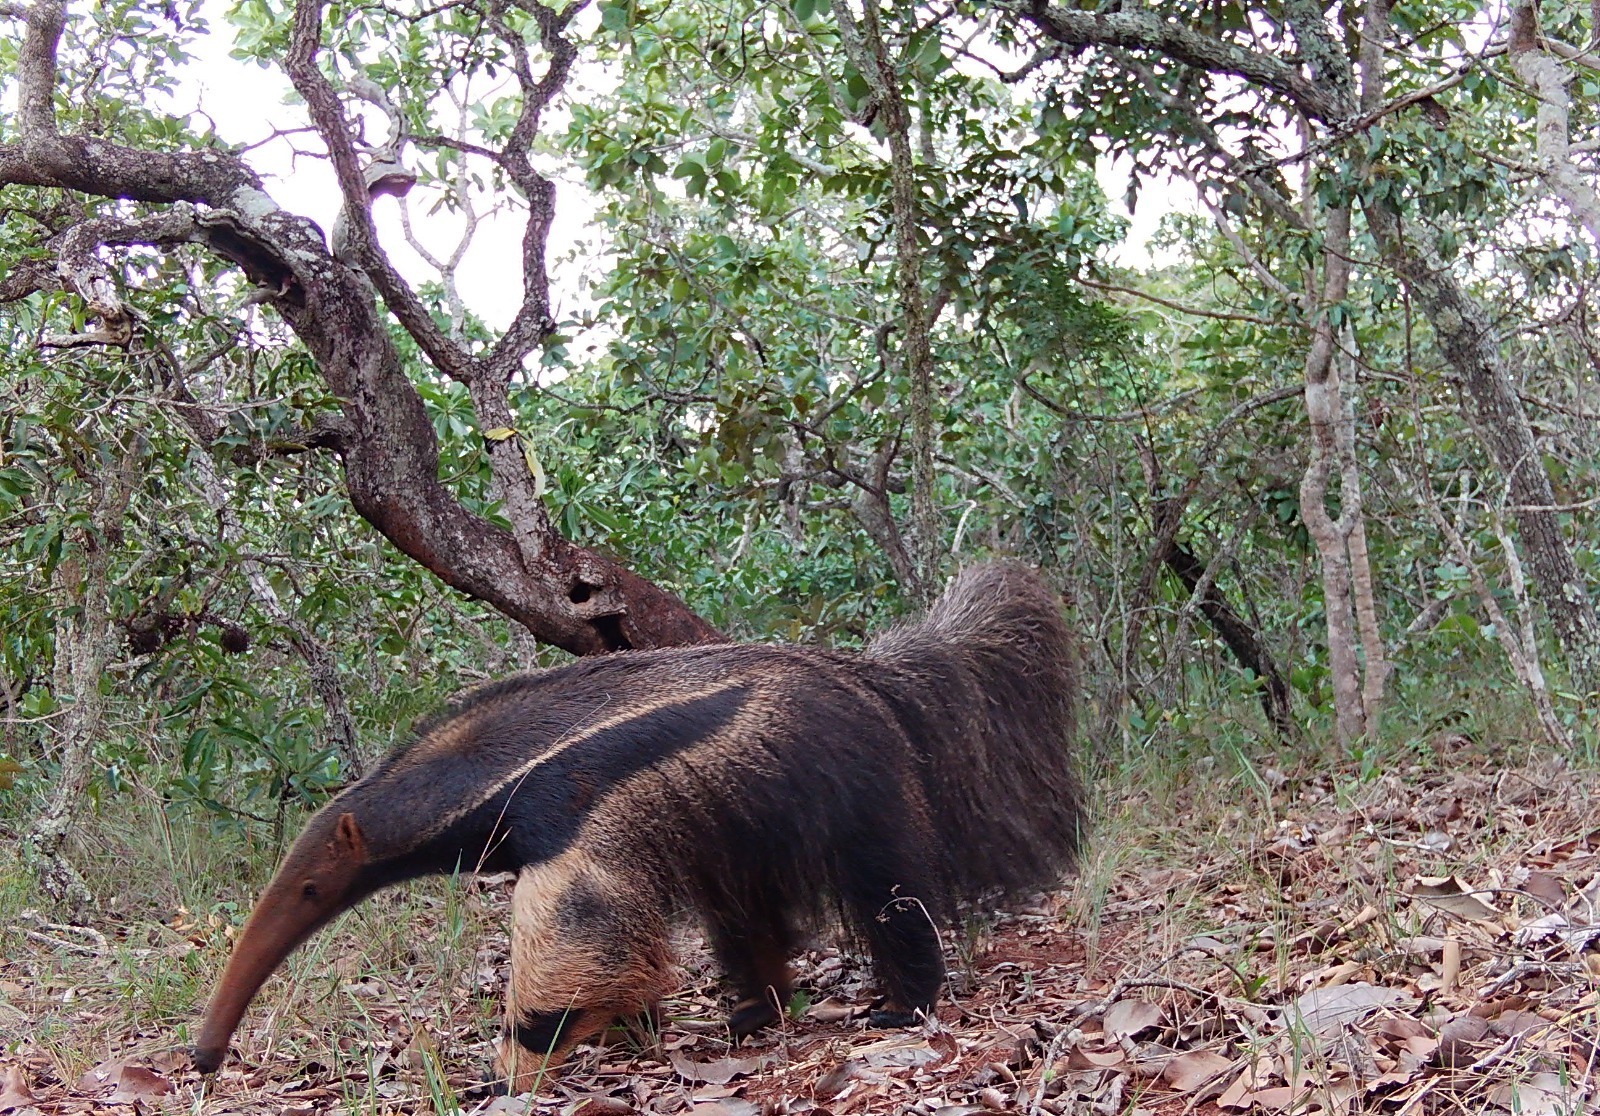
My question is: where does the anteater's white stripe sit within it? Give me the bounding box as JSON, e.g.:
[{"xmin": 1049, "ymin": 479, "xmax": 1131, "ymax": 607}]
[{"xmin": 422, "ymin": 681, "xmax": 746, "ymax": 840}]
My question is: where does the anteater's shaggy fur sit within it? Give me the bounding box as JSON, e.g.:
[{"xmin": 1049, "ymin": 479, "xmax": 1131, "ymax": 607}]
[{"xmin": 192, "ymin": 562, "xmax": 1084, "ymax": 1093}]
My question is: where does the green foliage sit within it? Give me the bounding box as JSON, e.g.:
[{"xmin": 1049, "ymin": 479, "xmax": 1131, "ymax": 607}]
[{"xmin": 5, "ymin": 0, "xmax": 1599, "ymax": 863}]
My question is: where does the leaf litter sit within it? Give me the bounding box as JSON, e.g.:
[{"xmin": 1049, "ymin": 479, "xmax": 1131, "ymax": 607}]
[{"xmin": 3, "ymin": 752, "xmax": 1598, "ymax": 1114}]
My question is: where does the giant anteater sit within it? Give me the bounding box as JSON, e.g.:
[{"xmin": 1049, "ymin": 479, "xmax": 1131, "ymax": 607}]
[{"xmin": 191, "ymin": 562, "xmax": 1084, "ymax": 1093}]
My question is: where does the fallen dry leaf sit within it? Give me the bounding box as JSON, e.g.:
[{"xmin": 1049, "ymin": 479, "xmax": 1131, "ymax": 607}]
[
  {"xmin": 0, "ymin": 1066, "xmax": 34, "ymax": 1114},
  {"xmin": 1522, "ymin": 870, "xmax": 1566, "ymax": 907},
  {"xmin": 1288, "ymin": 982, "xmax": 1415, "ymax": 1035},
  {"xmin": 76, "ymin": 1059, "xmax": 121, "ymax": 1093},
  {"xmin": 107, "ymin": 1064, "xmax": 173, "ymax": 1103},
  {"xmin": 688, "ymin": 1102, "xmax": 759, "ymax": 1116},
  {"xmin": 1435, "ymin": 1013, "xmax": 1491, "ymax": 1066},
  {"xmin": 806, "ymin": 996, "xmax": 856, "ymax": 1023},
  {"xmin": 854, "ymin": 1036, "xmax": 944, "ymax": 1069},
  {"xmin": 1411, "ymin": 875, "xmax": 1501, "ymax": 922},
  {"xmin": 814, "ymin": 1061, "xmax": 858, "ymax": 1100},
  {"xmin": 1486, "ymin": 1071, "xmax": 1586, "ymax": 1115},
  {"xmin": 1160, "ymin": 1048, "xmax": 1233, "ymax": 1093},
  {"xmin": 1063, "ymin": 1044, "xmax": 1126, "ymax": 1071},
  {"xmin": 1104, "ymin": 998, "xmax": 1164, "ymax": 1040},
  {"xmin": 668, "ymin": 1052, "xmax": 768, "ymax": 1085}
]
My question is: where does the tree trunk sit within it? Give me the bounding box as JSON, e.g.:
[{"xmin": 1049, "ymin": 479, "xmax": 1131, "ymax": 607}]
[
  {"xmin": 1365, "ymin": 203, "xmax": 1600, "ymax": 697},
  {"xmin": 22, "ymin": 444, "xmax": 141, "ymax": 913},
  {"xmin": 834, "ymin": 0, "xmax": 941, "ymax": 601},
  {"xmin": 1299, "ymin": 204, "xmax": 1385, "ymax": 745}
]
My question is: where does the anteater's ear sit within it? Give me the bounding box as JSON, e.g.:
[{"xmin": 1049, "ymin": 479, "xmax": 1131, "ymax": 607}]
[{"xmin": 333, "ymin": 812, "xmax": 367, "ymax": 859}]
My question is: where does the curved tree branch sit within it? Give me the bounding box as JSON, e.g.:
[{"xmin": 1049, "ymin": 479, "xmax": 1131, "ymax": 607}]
[
  {"xmin": 3, "ymin": 0, "xmax": 722, "ymax": 657},
  {"xmin": 1010, "ymin": 0, "xmax": 1347, "ymax": 122}
]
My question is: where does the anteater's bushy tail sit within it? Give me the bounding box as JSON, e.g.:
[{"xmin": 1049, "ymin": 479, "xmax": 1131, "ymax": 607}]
[{"xmin": 865, "ymin": 562, "xmax": 1084, "ymax": 905}]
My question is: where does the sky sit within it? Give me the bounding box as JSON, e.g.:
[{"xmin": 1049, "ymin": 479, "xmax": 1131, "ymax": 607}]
[
  {"xmin": 177, "ymin": 4, "xmax": 608, "ymax": 332},
  {"xmin": 172, "ymin": 4, "xmax": 1188, "ymax": 333}
]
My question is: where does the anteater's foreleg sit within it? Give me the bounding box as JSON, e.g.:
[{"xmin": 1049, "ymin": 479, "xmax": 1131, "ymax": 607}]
[
  {"xmin": 493, "ymin": 855, "xmax": 675, "ymax": 1094},
  {"xmin": 707, "ymin": 903, "xmax": 797, "ymax": 1037}
]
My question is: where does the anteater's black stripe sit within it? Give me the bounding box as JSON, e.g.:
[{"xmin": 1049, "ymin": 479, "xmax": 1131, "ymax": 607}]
[
  {"xmin": 425, "ymin": 684, "xmax": 751, "ymax": 869},
  {"xmin": 513, "ymin": 1007, "xmax": 586, "ymax": 1055}
]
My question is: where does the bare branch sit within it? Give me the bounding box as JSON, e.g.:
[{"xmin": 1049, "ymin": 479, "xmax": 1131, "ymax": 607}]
[
  {"xmin": 1010, "ymin": 0, "xmax": 1347, "ymax": 122},
  {"xmin": 1078, "ymin": 275, "xmax": 1284, "ymax": 327},
  {"xmin": 285, "ymin": 0, "xmax": 477, "ymax": 382},
  {"xmin": 481, "ymin": 0, "xmax": 588, "ymax": 377},
  {"xmin": 0, "ymin": 256, "xmax": 56, "ymax": 304},
  {"xmin": 1202, "ymin": 197, "xmax": 1303, "ymax": 302}
]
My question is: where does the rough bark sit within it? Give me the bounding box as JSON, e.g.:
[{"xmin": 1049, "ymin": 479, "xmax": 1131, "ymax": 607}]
[
  {"xmin": 21, "ymin": 443, "xmax": 141, "ymax": 913},
  {"xmin": 834, "ymin": 1, "xmax": 941, "ymax": 602},
  {"xmin": 2, "ymin": 0, "xmax": 722, "ymax": 657},
  {"xmin": 1016, "ymin": 0, "xmax": 1344, "ymax": 121}
]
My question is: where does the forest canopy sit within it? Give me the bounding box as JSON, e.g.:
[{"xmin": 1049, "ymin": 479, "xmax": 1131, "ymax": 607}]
[{"xmin": 2, "ymin": 0, "xmax": 1598, "ymax": 904}]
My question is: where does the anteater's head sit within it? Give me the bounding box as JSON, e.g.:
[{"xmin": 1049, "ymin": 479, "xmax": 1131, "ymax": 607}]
[{"xmin": 191, "ymin": 809, "xmax": 370, "ymax": 1073}]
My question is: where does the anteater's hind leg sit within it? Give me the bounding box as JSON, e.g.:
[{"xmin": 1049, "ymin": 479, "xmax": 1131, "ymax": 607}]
[
  {"xmin": 840, "ymin": 847, "xmax": 945, "ymax": 1028},
  {"xmin": 707, "ymin": 900, "xmax": 798, "ymax": 1037}
]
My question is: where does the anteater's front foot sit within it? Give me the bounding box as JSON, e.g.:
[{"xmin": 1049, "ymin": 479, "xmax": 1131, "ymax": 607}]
[
  {"xmin": 466, "ymin": 1071, "xmax": 510, "ymax": 1099},
  {"xmin": 728, "ymin": 995, "xmax": 781, "ymax": 1038},
  {"xmin": 190, "ymin": 1046, "xmax": 224, "ymax": 1075},
  {"xmin": 867, "ymin": 999, "xmax": 926, "ymax": 1029}
]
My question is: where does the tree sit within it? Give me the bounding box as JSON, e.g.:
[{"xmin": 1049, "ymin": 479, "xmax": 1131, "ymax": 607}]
[
  {"xmin": 2, "ymin": 0, "xmax": 719, "ymax": 657},
  {"xmin": 999, "ymin": 0, "xmax": 1600, "ymax": 724}
]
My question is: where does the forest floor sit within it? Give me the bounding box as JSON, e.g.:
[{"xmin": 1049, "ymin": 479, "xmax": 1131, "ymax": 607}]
[{"xmin": 2, "ymin": 737, "xmax": 1598, "ymax": 1116}]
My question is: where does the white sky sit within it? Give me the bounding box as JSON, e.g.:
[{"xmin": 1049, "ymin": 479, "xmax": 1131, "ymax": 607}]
[
  {"xmin": 179, "ymin": 4, "xmax": 607, "ymax": 332},
  {"xmin": 173, "ymin": 4, "xmax": 1185, "ymax": 332}
]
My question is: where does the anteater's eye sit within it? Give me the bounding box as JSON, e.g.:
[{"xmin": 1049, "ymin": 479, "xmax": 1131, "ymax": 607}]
[{"xmin": 302, "ymin": 881, "xmax": 319, "ymax": 900}]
